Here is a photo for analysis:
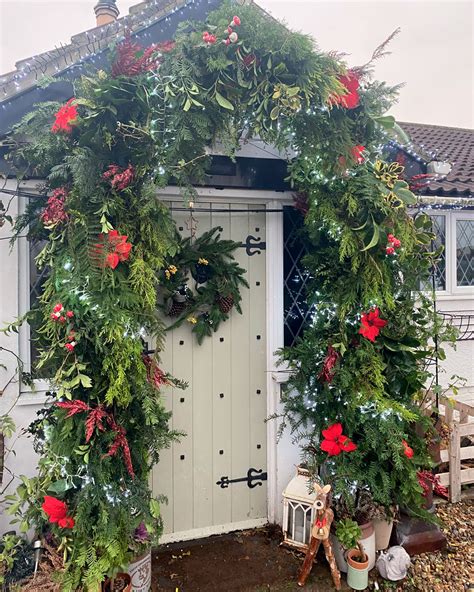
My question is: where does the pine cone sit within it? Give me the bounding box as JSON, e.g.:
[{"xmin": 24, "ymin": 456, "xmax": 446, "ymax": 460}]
[
  {"xmin": 167, "ymin": 298, "xmax": 187, "ymax": 317},
  {"xmin": 217, "ymin": 294, "xmax": 234, "ymax": 314}
]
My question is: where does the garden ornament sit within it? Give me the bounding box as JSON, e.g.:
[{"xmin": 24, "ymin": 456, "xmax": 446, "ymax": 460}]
[
  {"xmin": 297, "ymin": 483, "xmax": 341, "ymax": 589},
  {"xmin": 376, "ymin": 545, "xmax": 411, "ymax": 581}
]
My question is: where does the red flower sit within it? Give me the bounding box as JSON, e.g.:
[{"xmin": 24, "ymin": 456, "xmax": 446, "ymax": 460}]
[
  {"xmin": 320, "ymin": 423, "xmax": 357, "ymax": 456},
  {"xmin": 92, "ymin": 229, "xmax": 133, "ymax": 269},
  {"xmin": 329, "ymin": 71, "xmax": 360, "ymax": 109},
  {"xmin": 42, "ymin": 496, "xmax": 75, "ymax": 528},
  {"xmin": 402, "ymin": 439, "xmax": 414, "ymax": 459},
  {"xmin": 58, "ymin": 516, "xmax": 75, "ymax": 529},
  {"xmin": 51, "ymin": 99, "xmax": 78, "ymax": 133},
  {"xmin": 106, "ymin": 252, "xmax": 120, "ymax": 270},
  {"xmin": 359, "ymin": 307, "xmax": 387, "ymax": 342},
  {"xmin": 351, "ymin": 145, "xmax": 366, "ymax": 164}
]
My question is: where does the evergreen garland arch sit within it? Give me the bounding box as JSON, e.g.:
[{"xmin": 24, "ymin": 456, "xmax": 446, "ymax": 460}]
[{"xmin": 4, "ymin": 1, "xmax": 452, "ymax": 588}]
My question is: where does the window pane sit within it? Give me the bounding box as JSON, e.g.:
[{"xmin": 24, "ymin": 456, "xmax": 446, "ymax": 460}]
[
  {"xmin": 456, "ymin": 219, "xmax": 474, "ymax": 287},
  {"xmin": 420, "ymin": 215, "xmax": 446, "ymax": 291},
  {"xmin": 29, "ymin": 239, "xmax": 49, "ymax": 372},
  {"xmin": 283, "ymin": 207, "xmax": 312, "ymax": 346}
]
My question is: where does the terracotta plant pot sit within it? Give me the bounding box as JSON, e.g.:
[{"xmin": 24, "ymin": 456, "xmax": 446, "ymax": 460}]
[
  {"xmin": 103, "ymin": 573, "xmax": 132, "ymax": 592},
  {"xmin": 373, "ymin": 517, "xmax": 394, "ymax": 551},
  {"xmin": 346, "ymin": 548, "xmax": 369, "ymax": 590}
]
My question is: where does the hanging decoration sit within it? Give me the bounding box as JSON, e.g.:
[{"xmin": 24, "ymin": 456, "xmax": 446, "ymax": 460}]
[{"xmin": 160, "ymin": 226, "xmax": 248, "ymax": 343}]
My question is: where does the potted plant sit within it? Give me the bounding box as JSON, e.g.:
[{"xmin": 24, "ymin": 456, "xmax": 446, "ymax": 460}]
[
  {"xmin": 330, "ymin": 489, "xmax": 376, "ymax": 572},
  {"xmin": 372, "ymin": 504, "xmax": 397, "ymax": 551},
  {"xmin": 335, "ymin": 519, "xmax": 369, "ymax": 591}
]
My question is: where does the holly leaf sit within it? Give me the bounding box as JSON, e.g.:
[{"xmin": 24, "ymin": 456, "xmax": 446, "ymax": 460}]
[{"xmin": 215, "ymin": 92, "xmax": 234, "ymax": 111}]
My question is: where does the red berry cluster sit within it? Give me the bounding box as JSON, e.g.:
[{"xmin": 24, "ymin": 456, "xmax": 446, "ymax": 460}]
[
  {"xmin": 386, "ymin": 233, "xmax": 401, "ymax": 255},
  {"xmin": 224, "ymin": 15, "xmax": 241, "ymax": 45},
  {"xmin": 51, "ymin": 303, "xmax": 77, "ymax": 352},
  {"xmin": 103, "ymin": 164, "xmax": 135, "ymax": 191},
  {"xmin": 202, "ymin": 31, "xmax": 217, "ymax": 44}
]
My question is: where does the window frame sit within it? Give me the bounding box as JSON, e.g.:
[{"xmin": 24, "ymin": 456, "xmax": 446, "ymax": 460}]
[
  {"xmin": 422, "ymin": 209, "xmax": 474, "ymax": 301},
  {"xmin": 450, "ymin": 211, "xmax": 474, "ymax": 295}
]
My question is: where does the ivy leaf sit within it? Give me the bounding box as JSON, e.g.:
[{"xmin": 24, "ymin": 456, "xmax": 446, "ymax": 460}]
[
  {"xmin": 215, "ymin": 92, "xmax": 234, "ymax": 111},
  {"xmin": 78, "ymin": 374, "xmax": 92, "ymax": 388},
  {"xmin": 48, "ymin": 479, "xmax": 72, "ymax": 494}
]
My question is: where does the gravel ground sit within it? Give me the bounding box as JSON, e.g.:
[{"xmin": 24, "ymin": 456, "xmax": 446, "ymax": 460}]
[
  {"xmin": 153, "ymin": 500, "xmax": 473, "ymax": 591},
  {"xmin": 372, "ymin": 500, "xmax": 474, "ymax": 592}
]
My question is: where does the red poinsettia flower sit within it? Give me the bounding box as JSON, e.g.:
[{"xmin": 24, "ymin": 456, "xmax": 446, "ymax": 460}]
[
  {"xmin": 329, "ymin": 71, "xmax": 360, "ymax": 109},
  {"xmin": 320, "ymin": 423, "xmax": 357, "ymax": 456},
  {"xmin": 51, "ymin": 99, "xmax": 78, "ymax": 134},
  {"xmin": 58, "ymin": 516, "xmax": 75, "ymax": 529},
  {"xmin": 106, "ymin": 252, "xmax": 120, "ymax": 270},
  {"xmin": 42, "ymin": 496, "xmax": 75, "ymax": 528},
  {"xmin": 402, "ymin": 439, "xmax": 414, "ymax": 459},
  {"xmin": 358, "ymin": 307, "xmax": 387, "ymax": 342},
  {"xmin": 92, "ymin": 229, "xmax": 133, "ymax": 269},
  {"xmin": 351, "ymin": 145, "xmax": 366, "ymax": 164}
]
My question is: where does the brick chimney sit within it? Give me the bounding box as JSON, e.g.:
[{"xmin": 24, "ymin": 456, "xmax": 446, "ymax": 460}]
[{"xmin": 94, "ymin": 0, "xmax": 120, "ymax": 27}]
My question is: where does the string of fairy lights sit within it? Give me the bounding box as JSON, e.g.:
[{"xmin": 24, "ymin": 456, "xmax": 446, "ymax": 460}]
[{"xmin": 0, "ymin": 0, "xmax": 221, "ymax": 104}]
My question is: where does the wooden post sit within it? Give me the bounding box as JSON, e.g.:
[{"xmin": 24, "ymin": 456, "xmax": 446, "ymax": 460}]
[{"xmin": 449, "ymin": 421, "xmax": 461, "ymax": 503}]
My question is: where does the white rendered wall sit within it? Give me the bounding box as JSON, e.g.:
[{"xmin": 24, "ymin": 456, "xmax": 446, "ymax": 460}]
[{"xmin": 0, "ymin": 179, "xmax": 43, "ymax": 535}]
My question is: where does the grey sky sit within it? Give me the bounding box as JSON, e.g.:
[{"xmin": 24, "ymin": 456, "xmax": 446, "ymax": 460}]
[{"xmin": 0, "ymin": 0, "xmax": 472, "ymax": 128}]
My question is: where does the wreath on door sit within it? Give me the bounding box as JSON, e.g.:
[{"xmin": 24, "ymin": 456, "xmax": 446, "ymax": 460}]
[{"xmin": 159, "ymin": 226, "xmax": 249, "ymax": 343}]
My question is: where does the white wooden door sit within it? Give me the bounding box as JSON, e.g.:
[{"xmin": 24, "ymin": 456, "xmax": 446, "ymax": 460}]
[{"xmin": 151, "ymin": 200, "xmax": 267, "ymax": 542}]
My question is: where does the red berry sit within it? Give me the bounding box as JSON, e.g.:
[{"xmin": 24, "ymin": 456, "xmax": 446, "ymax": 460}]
[
  {"xmin": 224, "ymin": 38, "xmax": 231, "ymax": 46},
  {"xmin": 66, "ymin": 310, "xmax": 74, "ymax": 318},
  {"xmin": 209, "ymin": 35, "xmax": 217, "ymax": 44},
  {"xmin": 59, "ymin": 316, "xmax": 66, "ymax": 323},
  {"xmin": 233, "ymin": 16, "xmax": 241, "ymax": 26},
  {"xmin": 227, "ymin": 26, "xmax": 233, "ymax": 33},
  {"xmin": 50, "ymin": 313, "xmax": 57, "ymax": 320},
  {"xmin": 393, "ymin": 238, "xmax": 401, "ymax": 248},
  {"xmin": 65, "ymin": 342, "xmax": 75, "ymax": 352},
  {"xmin": 53, "ymin": 303, "xmax": 63, "ymax": 313},
  {"xmin": 387, "ymin": 234, "xmax": 395, "ymax": 242},
  {"xmin": 386, "ymin": 246, "xmax": 395, "ymax": 255}
]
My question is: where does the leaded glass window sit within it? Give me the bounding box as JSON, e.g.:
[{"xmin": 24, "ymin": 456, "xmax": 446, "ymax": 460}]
[
  {"xmin": 420, "ymin": 214, "xmax": 446, "ymax": 291},
  {"xmin": 29, "ymin": 239, "xmax": 48, "ymax": 369},
  {"xmin": 456, "ymin": 219, "xmax": 474, "ymax": 287},
  {"xmin": 283, "ymin": 207, "xmax": 312, "ymax": 346}
]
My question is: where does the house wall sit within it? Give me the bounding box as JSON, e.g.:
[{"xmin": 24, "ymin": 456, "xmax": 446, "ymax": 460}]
[
  {"xmin": 0, "ymin": 182, "xmax": 472, "ymax": 538},
  {"xmin": 0, "ymin": 179, "xmax": 45, "ymax": 535}
]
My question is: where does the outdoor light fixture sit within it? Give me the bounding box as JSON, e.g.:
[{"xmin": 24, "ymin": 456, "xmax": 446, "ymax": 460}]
[
  {"xmin": 427, "ymin": 160, "xmax": 452, "ymax": 176},
  {"xmin": 282, "ymin": 465, "xmax": 317, "ymax": 550}
]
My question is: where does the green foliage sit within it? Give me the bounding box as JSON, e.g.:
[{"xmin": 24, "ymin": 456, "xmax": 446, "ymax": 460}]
[{"xmin": 335, "ymin": 519, "xmax": 361, "ymax": 551}]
